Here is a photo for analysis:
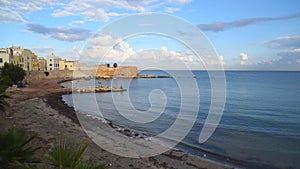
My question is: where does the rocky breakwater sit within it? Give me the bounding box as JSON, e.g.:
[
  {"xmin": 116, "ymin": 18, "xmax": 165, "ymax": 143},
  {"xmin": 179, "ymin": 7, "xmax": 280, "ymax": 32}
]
[{"xmin": 61, "ymin": 86, "xmax": 126, "ymax": 94}]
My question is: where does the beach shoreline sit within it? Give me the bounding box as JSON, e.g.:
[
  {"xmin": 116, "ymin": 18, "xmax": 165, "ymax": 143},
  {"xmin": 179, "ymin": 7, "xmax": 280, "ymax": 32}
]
[{"xmin": 2, "ymin": 78, "xmax": 237, "ymax": 169}]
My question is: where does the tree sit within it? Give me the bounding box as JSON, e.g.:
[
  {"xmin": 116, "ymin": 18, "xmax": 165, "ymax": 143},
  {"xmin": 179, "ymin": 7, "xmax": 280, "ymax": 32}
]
[
  {"xmin": 0, "ymin": 63, "xmax": 25, "ymax": 85},
  {"xmin": 113, "ymin": 63, "xmax": 117, "ymax": 68}
]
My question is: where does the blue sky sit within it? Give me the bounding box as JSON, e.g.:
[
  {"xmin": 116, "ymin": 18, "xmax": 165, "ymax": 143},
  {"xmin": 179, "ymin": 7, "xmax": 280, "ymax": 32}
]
[{"xmin": 1, "ymin": 0, "xmax": 300, "ymax": 70}]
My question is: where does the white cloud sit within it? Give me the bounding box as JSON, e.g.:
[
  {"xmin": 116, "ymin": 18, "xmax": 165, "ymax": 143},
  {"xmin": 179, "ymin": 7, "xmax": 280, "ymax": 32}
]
[
  {"xmin": 240, "ymin": 53, "xmax": 248, "ymax": 60},
  {"xmin": 240, "ymin": 52, "xmax": 248, "ymax": 65},
  {"xmin": 72, "ymin": 46, "xmax": 78, "ymax": 51},
  {"xmin": 0, "ymin": 0, "xmax": 57, "ymax": 23},
  {"xmin": 219, "ymin": 55, "xmax": 225, "ymax": 65},
  {"xmin": 0, "ymin": 0, "xmax": 192, "ymax": 23},
  {"xmin": 51, "ymin": 0, "xmax": 148, "ymax": 21},
  {"xmin": 80, "ymin": 33, "xmax": 135, "ymax": 63},
  {"xmin": 79, "ymin": 33, "xmax": 206, "ymax": 69},
  {"xmin": 166, "ymin": 0, "xmax": 192, "ymax": 4},
  {"xmin": 161, "ymin": 46, "xmax": 168, "ymax": 54},
  {"xmin": 165, "ymin": 7, "xmax": 180, "ymax": 13},
  {"xmin": 69, "ymin": 20, "xmax": 85, "ymax": 26},
  {"xmin": 0, "ymin": 10, "xmax": 25, "ymax": 23},
  {"xmin": 51, "ymin": 0, "xmax": 192, "ymax": 22},
  {"xmin": 81, "ymin": 8, "xmax": 109, "ymax": 22}
]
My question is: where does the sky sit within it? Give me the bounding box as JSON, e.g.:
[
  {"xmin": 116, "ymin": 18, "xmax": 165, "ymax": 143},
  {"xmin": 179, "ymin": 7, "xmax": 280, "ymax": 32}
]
[{"xmin": 1, "ymin": 0, "xmax": 300, "ymax": 70}]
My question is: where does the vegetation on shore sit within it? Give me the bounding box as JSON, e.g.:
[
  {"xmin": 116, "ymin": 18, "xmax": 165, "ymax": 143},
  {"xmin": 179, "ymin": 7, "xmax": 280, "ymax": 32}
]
[
  {"xmin": 0, "ymin": 63, "xmax": 25, "ymax": 111},
  {"xmin": 0, "ymin": 63, "xmax": 25, "ymax": 86},
  {"xmin": 0, "ymin": 65, "xmax": 109, "ymax": 169},
  {"xmin": 0, "ymin": 127, "xmax": 109, "ymax": 169}
]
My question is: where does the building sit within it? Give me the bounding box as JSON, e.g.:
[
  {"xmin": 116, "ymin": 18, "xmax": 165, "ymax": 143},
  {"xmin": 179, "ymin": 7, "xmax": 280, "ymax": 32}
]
[
  {"xmin": 59, "ymin": 60, "xmax": 78, "ymax": 70},
  {"xmin": 1, "ymin": 45, "xmax": 85, "ymax": 72},
  {"xmin": 31, "ymin": 53, "xmax": 39, "ymax": 71},
  {"xmin": 38, "ymin": 57, "xmax": 46, "ymax": 71},
  {"xmin": 0, "ymin": 48, "xmax": 12, "ymax": 67},
  {"xmin": 23, "ymin": 49, "xmax": 34, "ymax": 71},
  {"xmin": 10, "ymin": 46, "xmax": 37, "ymax": 71},
  {"xmin": 11, "ymin": 46, "xmax": 22, "ymax": 67},
  {"xmin": 46, "ymin": 53, "xmax": 61, "ymax": 71}
]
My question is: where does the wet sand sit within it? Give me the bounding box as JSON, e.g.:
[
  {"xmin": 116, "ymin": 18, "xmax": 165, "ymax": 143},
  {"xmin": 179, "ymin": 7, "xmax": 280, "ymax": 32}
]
[{"xmin": 1, "ymin": 78, "xmax": 237, "ymax": 169}]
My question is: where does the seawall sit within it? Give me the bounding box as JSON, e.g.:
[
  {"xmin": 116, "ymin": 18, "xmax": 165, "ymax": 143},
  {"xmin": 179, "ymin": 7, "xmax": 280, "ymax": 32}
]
[{"xmin": 25, "ymin": 70, "xmax": 95, "ymax": 83}]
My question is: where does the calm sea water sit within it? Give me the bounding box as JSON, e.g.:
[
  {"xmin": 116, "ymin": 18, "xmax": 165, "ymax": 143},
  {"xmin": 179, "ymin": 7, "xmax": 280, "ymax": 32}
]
[{"xmin": 62, "ymin": 71, "xmax": 300, "ymax": 169}]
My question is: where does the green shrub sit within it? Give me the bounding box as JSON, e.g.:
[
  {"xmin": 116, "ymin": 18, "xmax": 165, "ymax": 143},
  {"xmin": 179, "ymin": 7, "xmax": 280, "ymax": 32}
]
[
  {"xmin": 0, "ymin": 127, "xmax": 40, "ymax": 169},
  {"xmin": 47, "ymin": 139, "xmax": 108, "ymax": 169},
  {"xmin": 0, "ymin": 63, "xmax": 25, "ymax": 85},
  {"xmin": 0, "ymin": 128, "xmax": 108, "ymax": 169}
]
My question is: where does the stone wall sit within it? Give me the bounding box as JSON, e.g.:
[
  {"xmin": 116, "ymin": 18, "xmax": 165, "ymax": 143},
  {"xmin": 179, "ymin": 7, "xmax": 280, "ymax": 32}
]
[
  {"xmin": 25, "ymin": 65, "xmax": 138, "ymax": 83},
  {"xmin": 25, "ymin": 70, "xmax": 73, "ymax": 83},
  {"xmin": 96, "ymin": 66, "xmax": 138, "ymax": 77}
]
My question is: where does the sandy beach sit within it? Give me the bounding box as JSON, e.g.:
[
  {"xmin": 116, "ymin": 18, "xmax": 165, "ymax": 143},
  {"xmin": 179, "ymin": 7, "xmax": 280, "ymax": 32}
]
[{"xmin": 1, "ymin": 78, "xmax": 236, "ymax": 169}]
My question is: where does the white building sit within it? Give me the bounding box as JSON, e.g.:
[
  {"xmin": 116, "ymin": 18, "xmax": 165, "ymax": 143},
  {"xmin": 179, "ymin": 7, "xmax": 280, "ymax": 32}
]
[
  {"xmin": 46, "ymin": 53, "xmax": 61, "ymax": 70},
  {"xmin": 0, "ymin": 48, "xmax": 12, "ymax": 67}
]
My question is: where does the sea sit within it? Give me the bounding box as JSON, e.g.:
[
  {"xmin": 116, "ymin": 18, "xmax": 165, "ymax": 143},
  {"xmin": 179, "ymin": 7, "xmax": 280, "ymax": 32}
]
[{"xmin": 62, "ymin": 71, "xmax": 300, "ymax": 169}]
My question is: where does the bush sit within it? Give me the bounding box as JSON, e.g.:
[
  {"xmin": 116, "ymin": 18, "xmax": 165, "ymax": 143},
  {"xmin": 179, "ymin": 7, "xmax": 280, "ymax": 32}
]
[
  {"xmin": 0, "ymin": 127, "xmax": 40, "ymax": 169},
  {"xmin": 0, "ymin": 63, "xmax": 25, "ymax": 85},
  {"xmin": 47, "ymin": 139, "xmax": 108, "ymax": 169}
]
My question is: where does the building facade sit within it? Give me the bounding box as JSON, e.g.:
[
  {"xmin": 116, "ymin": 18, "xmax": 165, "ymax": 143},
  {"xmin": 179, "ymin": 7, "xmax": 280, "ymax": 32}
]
[
  {"xmin": 1, "ymin": 45, "xmax": 83, "ymax": 71},
  {"xmin": 11, "ymin": 46, "xmax": 22, "ymax": 68},
  {"xmin": 22, "ymin": 49, "xmax": 32, "ymax": 71},
  {"xmin": 0, "ymin": 48, "xmax": 12, "ymax": 67},
  {"xmin": 46, "ymin": 53, "xmax": 61, "ymax": 71},
  {"xmin": 59, "ymin": 60, "xmax": 78, "ymax": 70},
  {"xmin": 38, "ymin": 57, "xmax": 46, "ymax": 71},
  {"xmin": 31, "ymin": 53, "xmax": 39, "ymax": 71}
]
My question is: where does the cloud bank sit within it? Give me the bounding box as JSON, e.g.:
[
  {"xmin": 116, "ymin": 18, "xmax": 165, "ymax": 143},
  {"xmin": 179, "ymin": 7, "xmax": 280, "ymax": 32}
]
[
  {"xmin": 199, "ymin": 13, "xmax": 300, "ymax": 32},
  {"xmin": 264, "ymin": 36, "xmax": 300, "ymax": 50},
  {"xmin": 0, "ymin": 0, "xmax": 57, "ymax": 23},
  {"xmin": 0, "ymin": 0, "xmax": 191, "ymax": 23},
  {"xmin": 26, "ymin": 23, "xmax": 92, "ymax": 41}
]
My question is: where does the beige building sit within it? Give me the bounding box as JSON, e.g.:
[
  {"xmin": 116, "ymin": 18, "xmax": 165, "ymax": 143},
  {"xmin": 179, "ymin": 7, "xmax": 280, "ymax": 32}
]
[
  {"xmin": 38, "ymin": 57, "xmax": 46, "ymax": 71},
  {"xmin": 31, "ymin": 53, "xmax": 39, "ymax": 71},
  {"xmin": 10, "ymin": 46, "xmax": 38, "ymax": 71},
  {"xmin": 1, "ymin": 45, "xmax": 85, "ymax": 72},
  {"xmin": 0, "ymin": 48, "xmax": 12, "ymax": 67},
  {"xmin": 59, "ymin": 60, "xmax": 78, "ymax": 70},
  {"xmin": 11, "ymin": 46, "xmax": 22, "ymax": 67},
  {"xmin": 21, "ymin": 49, "xmax": 33, "ymax": 71}
]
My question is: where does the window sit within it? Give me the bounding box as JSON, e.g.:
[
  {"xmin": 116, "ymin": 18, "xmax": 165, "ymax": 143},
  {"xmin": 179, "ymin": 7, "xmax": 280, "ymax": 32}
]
[
  {"xmin": 49, "ymin": 64, "xmax": 52, "ymax": 66},
  {"xmin": 0, "ymin": 58, "xmax": 3, "ymax": 63},
  {"xmin": 50, "ymin": 59, "xmax": 52, "ymax": 61},
  {"xmin": 50, "ymin": 68, "xmax": 52, "ymax": 70}
]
